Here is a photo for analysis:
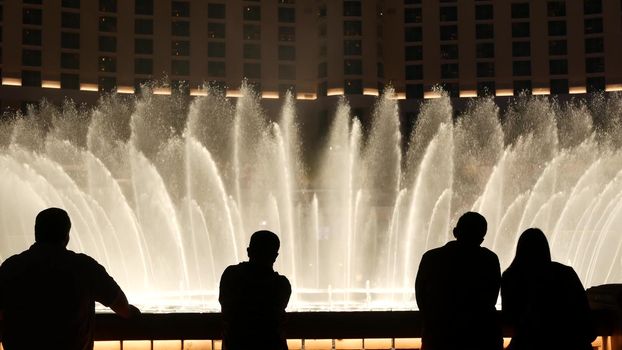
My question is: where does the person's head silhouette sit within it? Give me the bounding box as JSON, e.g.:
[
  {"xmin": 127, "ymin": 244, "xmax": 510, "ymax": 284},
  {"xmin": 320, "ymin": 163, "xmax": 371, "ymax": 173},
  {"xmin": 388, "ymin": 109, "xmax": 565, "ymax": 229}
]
[
  {"xmin": 35, "ymin": 207, "xmax": 71, "ymax": 247},
  {"xmin": 247, "ymin": 230, "xmax": 280, "ymax": 268},
  {"xmin": 510, "ymin": 228, "xmax": 551, "ymax": 269},
  {"xmin": 453, "ymin": 211, "xmax": 487, "ymax": 246}
]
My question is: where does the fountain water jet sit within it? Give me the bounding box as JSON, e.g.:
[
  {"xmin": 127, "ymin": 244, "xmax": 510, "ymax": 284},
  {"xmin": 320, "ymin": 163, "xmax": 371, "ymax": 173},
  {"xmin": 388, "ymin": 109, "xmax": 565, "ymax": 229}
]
[{"xmin": 1, "ymin": 86, "xmax": 622, "ymax": 311}]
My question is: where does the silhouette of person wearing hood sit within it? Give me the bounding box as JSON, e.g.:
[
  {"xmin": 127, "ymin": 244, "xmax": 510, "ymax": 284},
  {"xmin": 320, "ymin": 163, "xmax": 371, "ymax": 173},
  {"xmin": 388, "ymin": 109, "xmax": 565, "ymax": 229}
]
[
  {"xmin": 219, "ymin": 230, "xmax": 291, "ymax": 350},
  {"xmin": 415, "ymin": 212, "xmax": 502, "ymax": 350},
  {"xmin": 502, "ymin": 228, "xmax": 595, "ymax": 350}
]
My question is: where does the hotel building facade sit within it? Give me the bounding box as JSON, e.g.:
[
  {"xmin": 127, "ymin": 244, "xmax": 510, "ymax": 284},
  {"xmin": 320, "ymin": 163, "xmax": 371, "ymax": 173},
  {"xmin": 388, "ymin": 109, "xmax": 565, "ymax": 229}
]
[{"xmin": 0, "ymin": 0, "xmax": 621, "ymax": 113}]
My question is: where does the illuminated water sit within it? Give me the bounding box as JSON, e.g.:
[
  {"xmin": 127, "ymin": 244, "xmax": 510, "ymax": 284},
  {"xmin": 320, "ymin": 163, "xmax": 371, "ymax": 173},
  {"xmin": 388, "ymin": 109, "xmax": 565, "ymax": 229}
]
[{"xmin": 1, "ymin": 84, "xmax": 622, "ymax": 312}]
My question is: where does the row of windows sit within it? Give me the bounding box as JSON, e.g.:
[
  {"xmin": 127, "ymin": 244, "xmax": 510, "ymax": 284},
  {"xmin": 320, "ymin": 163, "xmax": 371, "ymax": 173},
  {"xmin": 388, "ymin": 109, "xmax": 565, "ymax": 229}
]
[{"xmin": 403, "ymin": 57, "xmax": 605, "ymax": 81}]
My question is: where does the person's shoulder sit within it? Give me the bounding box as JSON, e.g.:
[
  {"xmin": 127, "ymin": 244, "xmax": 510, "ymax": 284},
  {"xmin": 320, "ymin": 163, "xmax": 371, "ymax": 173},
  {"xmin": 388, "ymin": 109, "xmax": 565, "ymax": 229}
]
[
  {"xmin": 221, "ymin": 262, "xmax": 246, "ymax": 278},
  {"xmin": 550, "ymin": 261, "xmax": 577, "ymax": 277},
  {"xmin": 478, "ymin": 246, "xmax": 499, "ymax": 259},
  {"xmin": 275, "ymin": 272, "xmax": 291, "ymax": 287}
]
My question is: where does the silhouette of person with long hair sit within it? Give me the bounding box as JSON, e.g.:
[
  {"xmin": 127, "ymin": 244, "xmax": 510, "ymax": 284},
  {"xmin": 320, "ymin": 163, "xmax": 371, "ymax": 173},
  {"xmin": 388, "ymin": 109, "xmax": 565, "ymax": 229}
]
[
  {"xmin": 0, "ymin": 207, "xmax": 139, "ymax": 350},
  {"xmin": 219, "ymin": 230, "xmax": 291, "ymax": 350},
  {"xmin": 502, "ymin": 228, "xmax": 595, "ymax": 350},
  {"xmin": 415, "ymin": 211, "xmax": 502, "ymax": 350}
]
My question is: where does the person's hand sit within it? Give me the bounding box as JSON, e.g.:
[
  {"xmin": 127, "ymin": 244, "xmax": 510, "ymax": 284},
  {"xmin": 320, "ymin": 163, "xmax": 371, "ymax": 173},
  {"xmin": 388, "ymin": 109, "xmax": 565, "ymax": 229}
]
[{"xmin": 128, "ymin": 304, "xmax": 141, "ymax": 318}]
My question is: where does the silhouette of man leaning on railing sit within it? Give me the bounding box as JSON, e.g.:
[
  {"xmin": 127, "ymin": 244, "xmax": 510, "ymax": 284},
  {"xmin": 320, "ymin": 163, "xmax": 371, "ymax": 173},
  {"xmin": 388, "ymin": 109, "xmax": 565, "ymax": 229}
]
[
  {"xmin": 415, "ymin": 211, "xmax": 503, "ymax": 350},
  {"xmin": 0, "ymin": 207, "xmax": 139, "ymax": 350},
  {"xmin": 219, "ymin": 230, "xmax": 291, "ymax": 350}
]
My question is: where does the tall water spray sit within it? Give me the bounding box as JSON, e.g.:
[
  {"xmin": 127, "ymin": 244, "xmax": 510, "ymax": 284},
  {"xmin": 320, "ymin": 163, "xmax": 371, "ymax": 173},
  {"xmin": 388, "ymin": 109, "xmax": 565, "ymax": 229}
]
[{"xmin": 1, "ymin": 84, "xmax": 622, "ymax": 311}]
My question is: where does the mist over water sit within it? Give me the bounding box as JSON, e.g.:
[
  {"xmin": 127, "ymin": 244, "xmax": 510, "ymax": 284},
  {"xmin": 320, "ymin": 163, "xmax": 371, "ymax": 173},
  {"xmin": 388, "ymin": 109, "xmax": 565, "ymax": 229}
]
[{"xmin": 1, "ymin": 84, "xmax": 622, "ymax": 311}]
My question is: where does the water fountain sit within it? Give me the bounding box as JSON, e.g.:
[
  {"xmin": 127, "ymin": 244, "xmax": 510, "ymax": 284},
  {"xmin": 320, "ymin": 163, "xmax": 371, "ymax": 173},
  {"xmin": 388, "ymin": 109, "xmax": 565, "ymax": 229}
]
[{"xmin": 1, "ymin": 83, "xmax": 621, "ymax": 312}]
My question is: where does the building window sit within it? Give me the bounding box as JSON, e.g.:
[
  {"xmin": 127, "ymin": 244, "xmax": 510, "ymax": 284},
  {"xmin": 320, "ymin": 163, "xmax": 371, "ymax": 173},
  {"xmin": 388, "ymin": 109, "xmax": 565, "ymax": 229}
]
[
  {"xmin": 404, "ymin": 8, "xmax": 422, "ymax": 23},
  {"xmin": 586, "ymin": 76, "xmax": 605, "ymax": 92},
  {"xmin": 243, "ymin": 43, "xmax": 261, "ymax": 59},
  {"xmin": 208, "ymin": 23, "xmax": 226, "ymax": 39},
  {"xmin": 586, "ymin": 57, "xmax": 605, "ymax": 73},
  {"xmin": 549, "ymin": 40, "xmax": 567, "ymax": 55},
  {"xmin": 512, "ymin": 22, "xmax": 530, "ymax": 37},
  {"xmin": 512, "ymin": 41, "xmax": 530, "ymax": 57},
  {"xmin": 208, "ymin": 61, "xmax": 226, "ymax": 77},
  {"xmin": 405, "ymin": 27, "xmax": 422, "ymax": 42},
  {"xmin": 172, "ymin": 21, "xmax": 190, "ymax": 36},
  {"xmin": 476, "ymin": 24, "xmax": 494, "ymax": 39},
  {"xmin": 440, "ymin": 6, "xmax": 457, "ymax": 21},
  {"xmin": 279, "ymin": 7, "xmax": 295, "ymax": 22},
  {"xmin": 23, "ymin": 29, "xmax": 42, "ymax": 46},
  {"xmin": 550, "ymin": 79, "xmax": 568, "ymax": 94},
  {"xmin": 172, "ymin": 1, "xmax": 190, "ymax": 17},
  {"xmin": 62, "ymin": 0, "xmax": 80, "ymax": 9},
  {"xmin": 278, "ymin": 45, "xmax": 296, "ymax": 61},
  {"xmin": 476, "ymin": 43, "xmax": 494, "ymax": 58},
  {"xmin": 172, "ymin": 60, "xmax": 189, "ymax": 75},
  {"xmin": 208, "ymin": 4, "xmax": 225, "ymax": 19},
  {"xmin": 243, "ymin": 24, "xmax": 261, "ymax": 40},
  {"xmin": 99, "ymin": 56, "xmax": 116, "ymax": 72},
  {"xmin": 405, "ymin": 45, "xmax": 423, "ymax": 60},
  {"xmin": 278, "ymin": 64, "xmax": 296, "ymax": 80},
  {"xmin": 99, "ymin": 0, "xmax": 116, "ymax": 13},
  {"xmin": 344, "ymin": 59, "xmax": 362, "ymax": 75},
  {"xmin": 135, "ymin": 38, "xmax": 153, "ymax": 54},
  {"xmin": 511, "ymin": 3, "xmax": 530, "ymax": 19},
  {"xmin": 440, "ymin": 44, "xmax": 458, "ymax": 60},
  {"xmin": 98, "ymin": 76, "xmax": 116, "ymax": 93},
  {"xmin": 440, "ymin": 25, "xmax": 458, "ymax": 40},
  {"xmin": 135, "ymin": 0, "xmax": 153, "ymax": 15},
  {"xmin": 22, "ymin": 49, "xmax": 41, "ymax": 66},
  {"xmin": 584, "ymin": 0, "xmax": 602, "ymax": 14},
  {"xmin": 514, "ymin": 80, "xmax": 532, "ymax": 95},
  {"xmin": 584, "ymin": 18, "xmax": 603, "ymax": 34},
  {"xmin": 585, "ymin": 37, "xmax": 604, "ymax": 53},
  {"xmin": 61, "ymin": 52, "xmax": 79, "ymax": 69},
  {"xmin": 61, "ymin": 12, "xmax": 80, "ymax": 29},
  {"xmin": 344, "ymin": 1, "xmax": 361, "ymax": 16},
  {"xmin": 60, "ymin": 73, "xmax": 79, "ymax": 90},
  {"xmin": 477, "ymin": 62, "xmax": 495, "ymax": 77},
  {"xmin": 406, "ymin": 84, "xmax": 424, "ymax": 99},
  {"xmin": 134, "ymin": 58, "xmax": 152, "ymax": 75},
  {"xmin": 244, "ymin": 6, "xmax": 261, "ymax": 21},
  {"xmin": 278, "ymin": 26, "xmax": 295, "ymax": 41},
  {"xmin": 22, "ymin": 70, "xmax": 42, "ymax": 87},
  {"xmin": 405, "ymin": 65, "xmax": 423, "ymax": 80},
  {"xmin": 475, "ymin": 5, "xmax": 493, "ymax": 20},
  {"xmin": 61, "ymin": 32, "xmax": 80, "ymax": 49},
  {"xmin": 172, "ymin": 40, "xmax": 190, "ymax": 56},
  {"xmin": 441, "ymin": 83, "xmax": 459, "ymax": 97},
  {"xmin": 344, "ymin": 40, "xmax": 362, "ymax": 55},
  {"xmin": 547, "ymin": 1, "xmax": 565, "ymax": 17},
  {"xmin": 23, "ymin": 9, "xmax": 43, "ymax": 25},
  {"xmin": 99, "ymin": 16, "xmax": 117, "ymax": 32},
  {"xmin": 318, "ymin": 62, "xmax": 327, "ymax": 78},
  {"xmin": 548, "ymin": 21, "xmax": 566, "ymax": 36},
  {"xmin": 477, "ymin": 81, "xmax": 495, "ymax": 96},
  {"xmin": 513, "ymin": 61, "xmax": 531, "ymax": 76},
  {"xmin": 344, "ymin": 79, "xmax": 363, "ymax": 95},
  {"xmin": 208, "ymin": 42, "xmax": 226, "ymax": 58},
  {"xmin": 135, "ymin": 19, "xmax": 153, "ymax": 34},
  {"xmin": 549, "ymin": 59, "xmax": 568, "ymax": 75},
  {"xmin": 98, "ymin": 36, "xmax": 116, "ymax": 52},
  {"xmin": 344, "ymin": 21, "xmax": 362, "ymax": 36},
  {"xmin": 441, "ymin": 63, "xmax": 459, "ymax": 79},
  {"xmin": 244, "ymin": 63, "xmax": 261, "ymax": 79}
]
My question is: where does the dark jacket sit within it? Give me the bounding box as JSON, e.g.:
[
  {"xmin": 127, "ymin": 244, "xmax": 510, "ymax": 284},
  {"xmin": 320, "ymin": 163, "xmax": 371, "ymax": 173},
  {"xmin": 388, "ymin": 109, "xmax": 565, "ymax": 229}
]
[
  {"xmin": 219, "ymin": 261, "xmax": 291, "ymax": 350},
  {"xmin": 502, "ymin": 262, "xmax": 595, "ymax": 350},
  {"xmin": 415, "ymin": 240, "xmax": 502, "ymax": 350}
]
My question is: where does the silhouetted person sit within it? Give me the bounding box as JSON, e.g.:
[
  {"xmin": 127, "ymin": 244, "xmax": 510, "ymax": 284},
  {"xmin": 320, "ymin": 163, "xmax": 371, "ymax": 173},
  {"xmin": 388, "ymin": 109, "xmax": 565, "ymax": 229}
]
[
  {"xmin": 219, "ymin": 230, "xmax": 291, "ymax": 350},
  {"xmin": 415, "ymin": 212, "xmax": 502, "ymax": 350},
  {"xmin": 0, "ymin": 208, "xmax": 139, "ymax": 350},
  {"xmin": 502, "ymin": 228, "xmax": 595, "ymax": 350}
]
